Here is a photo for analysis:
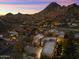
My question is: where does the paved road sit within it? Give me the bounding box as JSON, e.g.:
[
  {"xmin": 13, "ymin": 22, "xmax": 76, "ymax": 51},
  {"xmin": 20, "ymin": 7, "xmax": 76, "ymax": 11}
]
[{"xmin": 56, "ymin": 28, "xmax": 79, "ymax": 32}]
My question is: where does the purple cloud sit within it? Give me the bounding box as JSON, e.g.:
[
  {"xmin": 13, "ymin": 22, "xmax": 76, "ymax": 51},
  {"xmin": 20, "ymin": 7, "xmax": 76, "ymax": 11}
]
[
  {"xmin": 0, "ymin": 4, "xmax": 48, "ymax": 15},
  {"xmin": 0, "ymin": 0, "xmax": 76, "ymax": 5}
]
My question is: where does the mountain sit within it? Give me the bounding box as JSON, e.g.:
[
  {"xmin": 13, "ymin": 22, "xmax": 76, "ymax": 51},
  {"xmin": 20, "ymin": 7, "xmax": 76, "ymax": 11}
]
[
  {"xmin": 0, "ymin": 2, "xmax": 79, "ymax": 33},
  {"xmin": 0, "ymin": 13, "xmax": 35, "ymax": 32},
  {"xmin": 35, "ymin": 2, "xmax": 79, "ymax": 19},
  {"xmin": 68, "ymin": 3, "xmax": 79, "ymax": 8},
  {"xmin": 34, "ymin": 2, "xmax": 64, "ymax": 21},
  {"xmin": 43, "ymin": 2, "xmax": 61, "ymax": 11},
  {"xmin": 33, "ymin": 2, "xmax": 79, "ymax": 29}
]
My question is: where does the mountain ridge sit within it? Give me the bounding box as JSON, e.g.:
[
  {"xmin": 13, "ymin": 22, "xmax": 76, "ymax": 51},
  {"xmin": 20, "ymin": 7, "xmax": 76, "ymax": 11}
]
[{"xmin": 0, "ymin": 2, "xmax": 79, "ymax": 32}]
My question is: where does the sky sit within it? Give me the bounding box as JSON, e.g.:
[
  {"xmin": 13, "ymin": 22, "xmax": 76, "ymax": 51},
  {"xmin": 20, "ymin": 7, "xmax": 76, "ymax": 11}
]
[{"xmin": 0, "ymin": 0, "xmax": 79, "ymax": 15}]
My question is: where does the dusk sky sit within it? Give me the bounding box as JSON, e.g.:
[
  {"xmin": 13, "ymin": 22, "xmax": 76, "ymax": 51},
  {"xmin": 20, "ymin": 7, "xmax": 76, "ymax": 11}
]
[{"xmin": 0, "ymin": 0, "xmax": 79, "ymax": 15}]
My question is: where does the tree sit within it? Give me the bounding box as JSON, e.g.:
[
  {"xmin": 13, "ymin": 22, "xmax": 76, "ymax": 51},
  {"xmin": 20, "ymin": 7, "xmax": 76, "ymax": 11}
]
[{"xmin": 62, "ymin": 32, "xmax": 77, "ymax": 59}]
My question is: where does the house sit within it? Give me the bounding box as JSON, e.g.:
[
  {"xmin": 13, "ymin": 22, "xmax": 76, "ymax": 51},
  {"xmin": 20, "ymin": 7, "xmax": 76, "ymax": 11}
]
[
  {"xmin": 41, "ymin": 37, "xmax": 57, "ymax": 59},
  {"xmin": 33, "ymin": 34, "xmax": 44, "ymax": 46},
  {"xmin": 74, "ymin": 33, "xmax": 79, "ymax": 39},
  {"xmin": 24, "ymin": 45, "xmax": 43, "ymax": 59}
]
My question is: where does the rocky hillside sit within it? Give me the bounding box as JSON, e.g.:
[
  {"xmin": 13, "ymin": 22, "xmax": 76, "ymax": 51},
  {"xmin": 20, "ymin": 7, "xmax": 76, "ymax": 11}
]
[
  {"xmin": 0, "ymin": 2, "xmax": 79, "ymax": 33},
  {"xmin": 34, "ymin": 2, "xmax": 79, "ymax": 28}
]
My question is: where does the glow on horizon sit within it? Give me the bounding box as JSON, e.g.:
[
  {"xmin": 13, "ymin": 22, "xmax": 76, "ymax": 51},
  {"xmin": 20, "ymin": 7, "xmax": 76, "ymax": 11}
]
[
  {"xmin": 0, "ymin": 4, "xmax": 48, "ymax": 15},
  {"xmin": 0, "ymin": 9, "xmax": 42, "ymax": 15}
]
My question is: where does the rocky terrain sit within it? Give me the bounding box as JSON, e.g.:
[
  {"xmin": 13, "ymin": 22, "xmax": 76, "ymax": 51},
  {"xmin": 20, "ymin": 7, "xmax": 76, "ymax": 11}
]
[{"xmin": 0, "ymin": 2, "xmax": 79, "ymax": 33}]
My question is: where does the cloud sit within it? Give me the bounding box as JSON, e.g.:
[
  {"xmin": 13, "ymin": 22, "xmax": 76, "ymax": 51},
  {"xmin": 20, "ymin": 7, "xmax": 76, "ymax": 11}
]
[
  {"xmin": 0, "ymin": 0, "xmax": 76, "ymax": 6},
  {"xmin": 55, "ymin": 0, "xmax": 74, "ymax": 6},
  {"xmin": 0, "ymin": 4, "xmax": 48, "ymax": 9},
  {"xmin": 0, "ymin": 4, "xmax": 48, "ymax": 15},
  {"xmin": 0, "ymin": 0, "xmax": 52, "ymax": 2}
]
